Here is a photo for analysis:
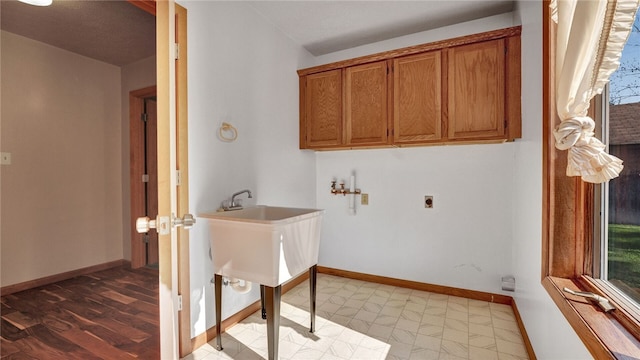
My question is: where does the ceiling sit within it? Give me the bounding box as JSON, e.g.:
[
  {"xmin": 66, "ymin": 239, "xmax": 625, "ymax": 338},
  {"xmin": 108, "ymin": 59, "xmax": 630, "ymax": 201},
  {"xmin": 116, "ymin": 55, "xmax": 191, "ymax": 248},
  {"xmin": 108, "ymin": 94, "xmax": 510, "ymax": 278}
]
[
  {"xmin": 246, "ymin": 1, "xmax": 514, "ymax": 56},
  {"xmin": 0, "ymin": 0, "xmax": 156, "ymax": 66},
  {"xmin": 0, "ymin": 0, "xmax": 514, "ymax": 66}
]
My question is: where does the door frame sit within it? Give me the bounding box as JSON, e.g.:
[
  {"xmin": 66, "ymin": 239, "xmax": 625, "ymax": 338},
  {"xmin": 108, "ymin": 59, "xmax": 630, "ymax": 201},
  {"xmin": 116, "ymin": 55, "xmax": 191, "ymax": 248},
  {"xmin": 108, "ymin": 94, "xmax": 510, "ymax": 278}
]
[
  {"xmin": 129, "ymin": 86, "xmax": 158, "ymax": 269},
  {"xmin": 174, "ymin": 4, "xmax": 192, "ymax": 356}
]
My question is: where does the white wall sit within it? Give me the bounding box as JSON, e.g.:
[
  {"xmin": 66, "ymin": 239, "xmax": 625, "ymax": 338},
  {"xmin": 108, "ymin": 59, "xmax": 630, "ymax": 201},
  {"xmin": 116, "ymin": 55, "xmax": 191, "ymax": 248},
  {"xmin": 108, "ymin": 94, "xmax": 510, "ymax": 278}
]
[
  {"xmin": 183, "ymin": 2, "xmax": 592, "ymax": 357},
  {"xmin": 309, "ymin": 14, "xmax": 518, "ymax": 301},
  {"xmin": 315, "ymin": 145, "xmax": 515, "ymax": 291},
  {"xmin": 307, "ymin": 6, "xmax": 591, "ymax": 358},
  {"xmin": 1, "ymin": 31, "xmax": 123, "ymax": 286},
  {"xmin": 184, "ymin": 1, "xmax": 316, "ymax": 337},
  {"xmin": 511, "ymin": 2, "xmax": 591, "ymax": 358}
]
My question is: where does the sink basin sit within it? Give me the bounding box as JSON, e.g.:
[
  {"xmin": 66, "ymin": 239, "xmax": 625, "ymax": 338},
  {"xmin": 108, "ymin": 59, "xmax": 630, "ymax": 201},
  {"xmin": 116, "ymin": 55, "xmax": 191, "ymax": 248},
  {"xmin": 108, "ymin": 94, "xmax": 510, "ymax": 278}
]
[{"xmin": 199, "ymin": 206, "xmax": 324, "ymax": 287}]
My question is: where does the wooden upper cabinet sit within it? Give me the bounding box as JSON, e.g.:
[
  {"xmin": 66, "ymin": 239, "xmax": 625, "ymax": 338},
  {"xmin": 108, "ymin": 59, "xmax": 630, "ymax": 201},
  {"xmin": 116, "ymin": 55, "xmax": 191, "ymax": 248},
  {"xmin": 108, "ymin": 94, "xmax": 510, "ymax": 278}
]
[
  {"xmin": 298, "ymin": 26, "xmax": 521, "ymax": 150},
  {"xmin": 345, "ymin": 61, "xmax": 389, "ymax": 146},
  {"xmin": 303, "ymin": 69, "xmax": 343, "ymax": 148},
  {"xmin": 393, "ymin": 51, "xmax": 442, "ymax": 144},
  {"xmin": 448, "ymin": 39, "xmax": 505, "ymax": 140}
]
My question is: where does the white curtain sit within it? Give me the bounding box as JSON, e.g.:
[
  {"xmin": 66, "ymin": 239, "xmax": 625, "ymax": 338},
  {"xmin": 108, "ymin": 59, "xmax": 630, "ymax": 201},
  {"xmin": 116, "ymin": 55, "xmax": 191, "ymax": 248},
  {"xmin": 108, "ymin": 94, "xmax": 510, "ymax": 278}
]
[{"xmin": 552, "ymin": 0, "xmax": 639, "ymax": 183}]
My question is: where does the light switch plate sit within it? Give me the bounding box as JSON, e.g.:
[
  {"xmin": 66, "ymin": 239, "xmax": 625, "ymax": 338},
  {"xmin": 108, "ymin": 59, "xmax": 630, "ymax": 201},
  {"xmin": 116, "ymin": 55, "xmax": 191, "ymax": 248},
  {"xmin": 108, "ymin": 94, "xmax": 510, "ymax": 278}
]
[
  {"xmin": 1, "ymin": 152, "xmax": 11, "ymax": 165},
  {"xmin": 361, "ymin": 193, "xmax": 369, "ymax": 205}
]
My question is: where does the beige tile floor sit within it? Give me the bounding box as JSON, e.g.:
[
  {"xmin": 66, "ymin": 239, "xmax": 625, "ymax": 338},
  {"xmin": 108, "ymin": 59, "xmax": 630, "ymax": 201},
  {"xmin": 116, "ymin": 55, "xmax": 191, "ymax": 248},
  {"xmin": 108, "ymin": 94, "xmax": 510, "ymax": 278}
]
[{"xmin": 183, "ymin": 274, "xmax": 530, "ymax": 360}]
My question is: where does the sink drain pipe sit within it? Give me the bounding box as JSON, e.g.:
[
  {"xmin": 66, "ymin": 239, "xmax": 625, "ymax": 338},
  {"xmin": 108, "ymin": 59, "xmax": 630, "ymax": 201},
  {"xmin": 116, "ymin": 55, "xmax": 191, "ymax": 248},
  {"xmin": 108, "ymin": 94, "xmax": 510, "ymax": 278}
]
[
  {"xmin": 210, "ymin": 276, "xmax": 253, "ymax": 294},
  {"xmin": 228, "ymin": 277, "xmax": 252, "ymax": 294}
]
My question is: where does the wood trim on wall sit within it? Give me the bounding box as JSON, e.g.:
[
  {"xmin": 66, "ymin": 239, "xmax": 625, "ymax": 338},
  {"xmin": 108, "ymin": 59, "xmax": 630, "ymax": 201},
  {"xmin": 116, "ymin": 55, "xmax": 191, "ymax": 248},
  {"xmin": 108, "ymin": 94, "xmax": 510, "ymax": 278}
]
[
  {"xmin": 541, "ymin": 0, "xmax": 553, "ymax": 281},
  {"xmin": 129, "ymin": 85, "xmax": 158, "ymax": 269},
  {"xmin": 541, "ymin": 0, "xmax": 583, "ymax": 281},
  {"xmin": 511, "ymin": 299, "xmax": 536, "ymax": 360},
  {"xmin": 317, "ymin": 266, "xmax": 513, "ymax": 305},
  {"xmin": 0, "ymin": 260, "xmax": 128, "ymax": 296},
  {"xmin": 128, "ymin": 0, "xmax": 156, "ymax": 16}
]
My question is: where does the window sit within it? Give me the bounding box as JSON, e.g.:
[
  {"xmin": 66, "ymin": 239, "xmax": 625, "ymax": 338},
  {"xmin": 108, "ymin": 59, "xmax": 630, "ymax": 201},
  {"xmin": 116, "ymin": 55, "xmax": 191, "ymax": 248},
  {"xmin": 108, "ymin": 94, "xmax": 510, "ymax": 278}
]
[
  {"xmin": 543, "ymin": 1, "xmax": 640, "ymax": 358},
  {"xmin": 599, "ymin": 13, "xmax": 640, "ymax": 308}
]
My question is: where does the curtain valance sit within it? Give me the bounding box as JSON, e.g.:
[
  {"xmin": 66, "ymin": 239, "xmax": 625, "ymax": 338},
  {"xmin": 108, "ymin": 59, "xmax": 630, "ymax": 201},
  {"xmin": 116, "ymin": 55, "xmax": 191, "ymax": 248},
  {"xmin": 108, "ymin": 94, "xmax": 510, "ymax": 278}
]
[{"xmin": 551, "ymin": 0, "xmax": 639, "ymax": 183}]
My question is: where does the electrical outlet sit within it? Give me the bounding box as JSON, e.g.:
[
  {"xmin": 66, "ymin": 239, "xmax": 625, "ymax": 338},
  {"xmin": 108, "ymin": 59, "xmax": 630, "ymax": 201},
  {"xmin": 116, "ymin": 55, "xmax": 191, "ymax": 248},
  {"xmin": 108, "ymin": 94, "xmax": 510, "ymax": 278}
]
[
  {"xmin": 424, "ymin": 195, "xmax": 433, "ymax": 208},
  {"xmin": 1, "ymin": 152, "xmax": 11, "ymax": 165},
  {"xmin": 361, "ymin": 193, "xmax": 369, "ymax": 205}
]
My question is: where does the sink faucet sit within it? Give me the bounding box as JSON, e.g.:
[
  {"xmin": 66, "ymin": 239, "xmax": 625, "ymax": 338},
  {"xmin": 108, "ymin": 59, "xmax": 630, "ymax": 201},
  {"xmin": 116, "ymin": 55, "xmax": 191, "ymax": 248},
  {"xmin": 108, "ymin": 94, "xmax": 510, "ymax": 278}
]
[{"xmin": 229, "ymin": 189, "xmax": 253, "ymax": 209}]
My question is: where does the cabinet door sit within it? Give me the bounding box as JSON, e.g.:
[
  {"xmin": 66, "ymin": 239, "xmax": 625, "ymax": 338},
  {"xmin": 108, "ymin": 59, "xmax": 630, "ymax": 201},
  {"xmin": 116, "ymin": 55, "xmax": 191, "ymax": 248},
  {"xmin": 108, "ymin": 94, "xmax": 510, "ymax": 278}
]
[
  {"xmin": 304, "ymin": 69, "xmax": 343, "ymax": 148},
  {"xmin": 448, "ymin": 39, "xmax": 505, "ymax": 140},
  {"xmin": 345, "ymin": 61, "xmax": 389, "ymax": 146},
  {"xmin": 393, "ymin": 51, "xmax": 442, "ymax": 143}
]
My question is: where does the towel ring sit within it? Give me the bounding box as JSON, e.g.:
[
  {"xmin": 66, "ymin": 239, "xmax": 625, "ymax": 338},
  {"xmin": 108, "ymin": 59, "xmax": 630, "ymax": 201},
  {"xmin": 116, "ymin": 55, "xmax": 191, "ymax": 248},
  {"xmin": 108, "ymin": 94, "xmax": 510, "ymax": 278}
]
[{"xmin": 219, "ymin": 122, "xmax": 238, "ymax": 142}]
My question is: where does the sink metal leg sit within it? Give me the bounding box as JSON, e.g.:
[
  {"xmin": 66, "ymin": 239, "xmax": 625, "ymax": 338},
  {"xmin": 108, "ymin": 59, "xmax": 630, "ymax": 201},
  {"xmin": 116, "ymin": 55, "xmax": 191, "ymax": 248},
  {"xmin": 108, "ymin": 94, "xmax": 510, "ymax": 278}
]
[
  {"xmin": 264, "ymin": 285, "xmax": 281, "ymax": 360},
  {"xmin": 260, "ymin": 284, "xmax": 267, "ymax": 319},
  {"xmin": 309, "ymin": 265, "xmax": 317, "ymax": 333},
  {"xmin": 214, "ymin": 274, "xmax": 223, "ymax": 351}
]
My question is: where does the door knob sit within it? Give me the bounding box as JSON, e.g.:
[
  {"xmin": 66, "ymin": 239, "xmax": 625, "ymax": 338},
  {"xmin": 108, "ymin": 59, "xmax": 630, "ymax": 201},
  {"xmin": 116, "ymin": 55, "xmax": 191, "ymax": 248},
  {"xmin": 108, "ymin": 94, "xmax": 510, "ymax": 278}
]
[
  {"xmin": 173, "ymin": 213, "xmax": 195, "ymax": 229},
  {"xmin": 136, "ymin": 214, "xmax": 193, "ymax": 234},
  {"xmin": 136, "ymin": 216, "xmax": 156, "ymax": 233},
  {"xmin": 136, "ymin": 215, "xmax": 171, "ymax": 235}
]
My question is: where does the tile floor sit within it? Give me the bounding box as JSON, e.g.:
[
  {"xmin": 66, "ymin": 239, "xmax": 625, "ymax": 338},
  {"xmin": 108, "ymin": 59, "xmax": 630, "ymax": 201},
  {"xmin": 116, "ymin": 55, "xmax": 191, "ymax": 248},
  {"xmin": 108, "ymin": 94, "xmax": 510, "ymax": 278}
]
[{"xmin": 183, "ymin": 274, "xmax": 530, "ymax": 360}]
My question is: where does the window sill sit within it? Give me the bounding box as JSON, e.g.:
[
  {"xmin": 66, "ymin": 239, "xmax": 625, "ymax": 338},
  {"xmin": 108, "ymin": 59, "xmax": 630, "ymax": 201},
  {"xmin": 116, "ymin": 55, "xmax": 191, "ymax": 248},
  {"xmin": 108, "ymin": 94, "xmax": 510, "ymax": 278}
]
[{"xmin": 543, "ymin": 276, "xmax": 640, "ymax": 359}]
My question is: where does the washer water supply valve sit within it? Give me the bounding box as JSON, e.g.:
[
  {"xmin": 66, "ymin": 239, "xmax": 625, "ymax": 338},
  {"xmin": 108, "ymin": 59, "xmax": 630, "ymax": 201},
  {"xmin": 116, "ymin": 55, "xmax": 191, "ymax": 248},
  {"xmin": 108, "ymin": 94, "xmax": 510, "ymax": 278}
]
[
  {"xmin": 330, "ymin": 179, "xmax": 361, "ymax": 196},
  {"xmin": 330, "ymin": 174, "xmax": 364, "ymax": 215}
]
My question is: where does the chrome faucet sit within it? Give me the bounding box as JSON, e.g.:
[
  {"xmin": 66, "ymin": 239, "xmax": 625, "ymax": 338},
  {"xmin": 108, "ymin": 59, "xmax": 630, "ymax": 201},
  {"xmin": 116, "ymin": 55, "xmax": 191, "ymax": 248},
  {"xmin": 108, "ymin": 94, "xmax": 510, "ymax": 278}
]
[{"xmin": 229, "ymin": 189, "xmax": 253, "ymax": 209}]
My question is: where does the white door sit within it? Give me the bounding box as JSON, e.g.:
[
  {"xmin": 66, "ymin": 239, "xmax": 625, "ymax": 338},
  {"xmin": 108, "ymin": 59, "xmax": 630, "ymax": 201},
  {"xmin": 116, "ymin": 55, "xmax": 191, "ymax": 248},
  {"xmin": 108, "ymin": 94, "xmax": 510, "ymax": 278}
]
[{"xmin": 136, "ymin": 1, "xmax": 192, "ymax": 358}]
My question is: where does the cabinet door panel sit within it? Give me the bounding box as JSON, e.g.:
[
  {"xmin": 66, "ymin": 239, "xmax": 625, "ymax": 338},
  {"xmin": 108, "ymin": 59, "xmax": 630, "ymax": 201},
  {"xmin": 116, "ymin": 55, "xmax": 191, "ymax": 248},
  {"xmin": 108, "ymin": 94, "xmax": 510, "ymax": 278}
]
[
  {"xmin": 345, "ymin": 61, "xmax": 388, "ymax": 145},
  {"xmin": 305, "ymin": 70, "xmax": 342, "ymax": 147},
  {"xmin": 448, "ymin": 39, "xmax": 505, "ymax": 139},
  {"xmin": 394, "ymin": 51, "xmax": 442, "ymax": 143}
]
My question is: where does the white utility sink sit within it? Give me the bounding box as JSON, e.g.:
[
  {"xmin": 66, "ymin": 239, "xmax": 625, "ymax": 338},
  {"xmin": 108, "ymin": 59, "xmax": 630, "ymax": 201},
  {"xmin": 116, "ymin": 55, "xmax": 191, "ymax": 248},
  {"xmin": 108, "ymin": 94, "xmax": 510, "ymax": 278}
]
[{"xmin": 200, "ymin": 206, "xmax": 324, "ymax": 287}]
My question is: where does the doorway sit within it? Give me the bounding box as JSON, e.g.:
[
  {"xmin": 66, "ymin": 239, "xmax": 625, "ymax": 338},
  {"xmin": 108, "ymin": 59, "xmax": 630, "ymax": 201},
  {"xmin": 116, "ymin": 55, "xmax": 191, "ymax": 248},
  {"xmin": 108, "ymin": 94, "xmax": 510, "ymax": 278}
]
[{"xmin": 130, "ymin": 86, "xmax": 159, "ymax": 269}]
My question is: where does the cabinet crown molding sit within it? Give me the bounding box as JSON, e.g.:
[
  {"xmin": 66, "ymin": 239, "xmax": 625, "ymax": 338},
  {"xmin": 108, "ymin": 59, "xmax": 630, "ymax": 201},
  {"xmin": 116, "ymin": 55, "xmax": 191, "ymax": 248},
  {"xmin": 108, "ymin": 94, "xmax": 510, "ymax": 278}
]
[{"xmin": 298, "ymin": 26, "xmax": 522, "ymax": 77}]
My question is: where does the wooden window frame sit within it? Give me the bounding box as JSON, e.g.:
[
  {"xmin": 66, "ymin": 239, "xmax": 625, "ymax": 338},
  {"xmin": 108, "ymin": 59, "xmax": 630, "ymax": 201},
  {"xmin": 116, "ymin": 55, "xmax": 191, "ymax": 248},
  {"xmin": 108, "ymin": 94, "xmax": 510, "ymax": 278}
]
[{"xmin": 542, "ymin": 1, "xmax": 640, "ymax": 358}]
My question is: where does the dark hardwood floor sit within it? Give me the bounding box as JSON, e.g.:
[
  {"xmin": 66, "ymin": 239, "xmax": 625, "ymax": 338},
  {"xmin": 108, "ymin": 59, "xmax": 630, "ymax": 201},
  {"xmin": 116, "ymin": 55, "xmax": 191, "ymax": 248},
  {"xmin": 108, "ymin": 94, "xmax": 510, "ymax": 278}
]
[{"xmin": 1, "ymin": 265, "xmax": 159, "ymax": 359}]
